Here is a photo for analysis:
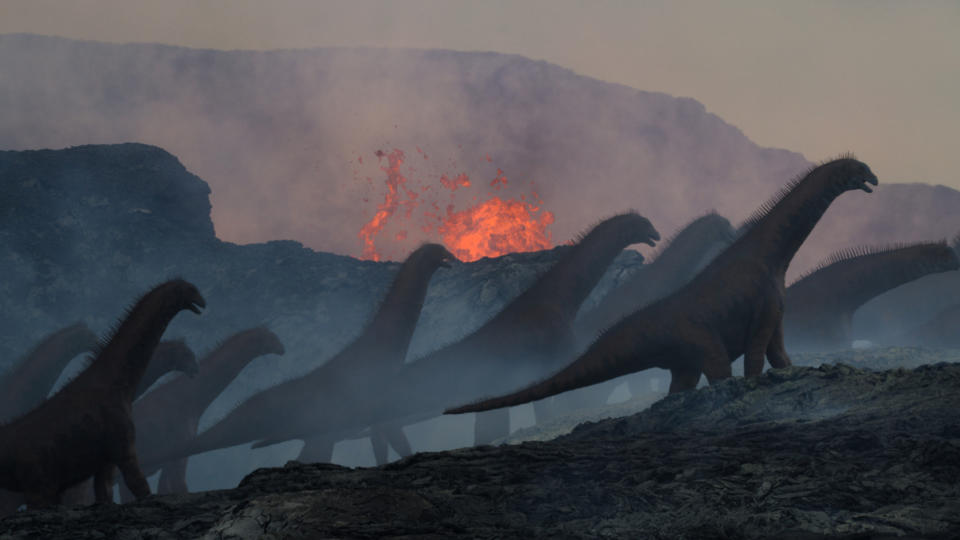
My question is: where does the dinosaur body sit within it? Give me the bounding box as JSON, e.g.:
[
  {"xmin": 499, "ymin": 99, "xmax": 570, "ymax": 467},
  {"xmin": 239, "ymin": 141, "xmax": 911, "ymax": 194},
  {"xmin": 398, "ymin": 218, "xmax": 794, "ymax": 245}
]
[
  {"xmin": 552, "ymin": 212, "xmax": 735, "ymax": 414},
  {"xmin": 0, "ymin": 279, "xmax": 205, "ymax": 506},
  {"xmin": 351, "ymin": 212, "xmax": 661, "ymax": 446},
  {"xmin": 0, "ymin": 322, "xmax": 98, "ymax": 421},
  {"xmin": 120, "ymin": 328, "xmax": 284, "ymax": 500},
  {"xmin": 784, "ymin": 242, "xmax": 960, "ymax": 352},
  {"xmin": 446, "ymin": 157, "xmax": 878, "ymax": 415},
  {"xmin": 163, "ymin": 244, "xmax": 455, "ymax": 464}
]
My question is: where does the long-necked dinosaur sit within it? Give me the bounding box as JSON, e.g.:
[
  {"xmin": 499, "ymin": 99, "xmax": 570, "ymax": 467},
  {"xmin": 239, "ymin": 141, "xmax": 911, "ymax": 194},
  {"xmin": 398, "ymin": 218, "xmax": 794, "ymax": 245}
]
[
  {"xmin": 783, "ymin": 242, "xmax": 960, "ymax": 352},
  {"xmin": 547, "ymin": 212, "xmax": 734, "ymax": 416},
  {"xmin": 287, "ymin": 212, "xmax": 661, "ymax": 455},
  {"xmin": 117, "ymin": 327, "xmax": 284, "ymax": 501},
  {"xmin": 446, "ymin": 157, "xmax": 878, "ymax": 415},
  {"xmin": 0, "ymin": 279, "xmax": 204, "ymax": 506},
  {"xmin": 155, "ymin": 244, "xmax": 455, "ymax": 466},
  {"xmin": 57, "ymin": 338, "xmax": 202, "ymax": 506},
  {"xmin": 0, "ymin": 322, "xmax": 98, "ymax": 421},
  {"xmin": 135, "ymin": 339, "xmax": 199, "ymax": 399}
]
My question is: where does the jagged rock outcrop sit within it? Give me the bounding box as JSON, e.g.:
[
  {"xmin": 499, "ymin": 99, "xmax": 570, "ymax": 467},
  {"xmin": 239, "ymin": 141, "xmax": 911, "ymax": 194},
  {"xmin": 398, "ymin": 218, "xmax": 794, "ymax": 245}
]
[{"xmin": 1, "ymin": 351, "xmax": 958, "ymax": 538}]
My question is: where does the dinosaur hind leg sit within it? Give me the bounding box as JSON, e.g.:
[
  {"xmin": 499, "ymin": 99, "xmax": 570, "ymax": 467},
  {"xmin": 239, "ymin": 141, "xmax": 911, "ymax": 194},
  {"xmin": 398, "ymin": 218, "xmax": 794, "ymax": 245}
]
[
  {"xmin": 765, "ymin": 320, "xmax": 792, "ymax": 369},
  {"xmin": 383, "ymin": 423, "xmax": 412, "ymax": 460},
  {"xmin": 370, "ymin": 428, "xmax": 389, "ymax": 466},
  {"xmin": 668, "ymin": 367, "xmax": 701, "ymax": 393},
  {"xmin": 116, "ymin": 454, "xmax": 150, "ymax": 500},
  {"xmin": 93, "ymin": 465, "xmax": 115, "ymax": 503}
]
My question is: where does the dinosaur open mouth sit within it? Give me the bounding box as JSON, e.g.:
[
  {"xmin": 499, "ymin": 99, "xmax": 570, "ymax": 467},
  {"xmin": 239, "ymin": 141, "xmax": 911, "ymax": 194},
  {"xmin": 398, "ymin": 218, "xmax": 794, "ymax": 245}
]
[
  {"xmin": 860, "ymin": 175, "xmax": 879, "ymax": 193},
  {"xmin": 643, "ymin": 229, "xmax": 662, "ymax": 247},
  {"xmin": 188, "ymin": 297, "xmax": 207, "ymax": 314}
]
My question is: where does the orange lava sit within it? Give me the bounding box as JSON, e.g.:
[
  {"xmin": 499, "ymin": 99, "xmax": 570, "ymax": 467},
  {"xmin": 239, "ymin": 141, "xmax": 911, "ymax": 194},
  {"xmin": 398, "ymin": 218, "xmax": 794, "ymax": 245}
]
[
  {"xmin": 356, "ymin": 147, "xmax": 554, "ymax": 262},
  {"xmin": 439, "ymin": 197, "xmax": 554, "ymax": 261}
]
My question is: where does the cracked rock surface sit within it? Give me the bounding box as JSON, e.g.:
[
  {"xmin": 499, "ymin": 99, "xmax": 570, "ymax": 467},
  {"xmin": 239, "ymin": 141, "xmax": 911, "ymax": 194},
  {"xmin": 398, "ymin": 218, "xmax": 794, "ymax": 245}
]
[{"xmin": 2, "ymin": 354, "xmax": 960, "ymax": 539}]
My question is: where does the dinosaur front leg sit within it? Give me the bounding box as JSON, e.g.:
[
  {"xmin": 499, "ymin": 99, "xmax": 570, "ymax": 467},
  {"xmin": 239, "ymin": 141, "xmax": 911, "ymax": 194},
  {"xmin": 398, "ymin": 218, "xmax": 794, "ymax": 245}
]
[
  {"xmin": 157, "ymin": 459, "xmax": 189, "ymax": 494},
  {"xmin": 93, "ymin": 464, "xmax": 115, "ymax": 503},
  {"xmin": 298, "ymin": 436, "xmax": 335, "ymax": 463},
  {"xmin": 381, "ymin": 423, "xmax": 412, "ymax": 459},
  {"xmin": 765, "ymin": 319, "xmax": 792, "ymax": 369},
  {"xmin": 369, "ymin": 427, "xmax": 390, "ymax": 465},
  {"xmin": 116, "ymin": 454, "xmax": 150, "ymax": 499},
  {"xmin": 668, "ymin": 367, "xmax": 701, "ymax": 393}
]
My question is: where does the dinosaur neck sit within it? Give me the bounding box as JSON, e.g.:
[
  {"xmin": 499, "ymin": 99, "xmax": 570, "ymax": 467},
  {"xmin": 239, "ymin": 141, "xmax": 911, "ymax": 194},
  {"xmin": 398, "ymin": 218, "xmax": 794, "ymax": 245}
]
[
  {"xmin": 97, "ymin": 297, "xmax": 181, "ymax": 403},
  {"xmin": 363, "ymin": 260, "xmax": 439, "ymax": 356},
  {"xmin": 741, "ymin": 170, "xmax": 842, "ymax": 276},
  {"xmin": 179, "ymin": 336, "xmax": 268, "ymax": 416},
  {"xmin": 2, "ymin": 324, "xmax": 95, "ymax": 417},
  {"xmin": 518, "ymin": 230, "xmax": 633, "ymax": 322},
  {"xmin": 788, "ymin": 245, "xmax": 958, "ymax": 316}
]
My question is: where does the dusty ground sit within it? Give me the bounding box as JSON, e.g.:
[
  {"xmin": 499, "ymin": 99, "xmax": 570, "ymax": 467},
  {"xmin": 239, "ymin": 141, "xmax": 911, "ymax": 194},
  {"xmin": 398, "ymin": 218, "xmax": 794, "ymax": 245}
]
[{"xmin": 2, "ymin": 350, "xmax": 959, "ymax": 539}]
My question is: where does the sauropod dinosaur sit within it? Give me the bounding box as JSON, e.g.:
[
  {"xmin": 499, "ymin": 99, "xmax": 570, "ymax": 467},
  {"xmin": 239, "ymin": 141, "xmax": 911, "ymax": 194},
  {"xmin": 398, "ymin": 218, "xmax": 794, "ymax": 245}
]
[
  {"xmin": 0, "ymin": 322, "xmax": 98, "ymax": 420},
  {"xmin": 784, "ymin": 242, "xmax": 960, "ymax": 352},
  {"xmin": 59, "ymin": 338, "xmax": 201, "ymax": 506},
  {"xmin": 446, "ymin": 156, "xmax": 878, "ymax": 415},
  {"xmin": 336, "ymin": 212, "xmax": 660, "ymax": 448},
  {"xmin": 155, "ymin": 244, "xmax": 455, "ymax": 465},
  {"xmin": 0, "ymin": 279, "xmax": 205, "ymax": 507},
  {"xmin": 115, "ymin": 327, "xmax": 284, "ymax": 501},
  {"xmin": 546, "ymin": 212, "xmax": 735, "ymax": 417}
]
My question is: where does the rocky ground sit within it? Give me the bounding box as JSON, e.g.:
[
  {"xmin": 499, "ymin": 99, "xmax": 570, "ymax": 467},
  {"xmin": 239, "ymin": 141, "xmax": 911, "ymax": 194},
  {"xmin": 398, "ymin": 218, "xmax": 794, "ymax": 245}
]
[{"xmin": 2, "ymin": 348, "xmax": 959, "ymax": 539}]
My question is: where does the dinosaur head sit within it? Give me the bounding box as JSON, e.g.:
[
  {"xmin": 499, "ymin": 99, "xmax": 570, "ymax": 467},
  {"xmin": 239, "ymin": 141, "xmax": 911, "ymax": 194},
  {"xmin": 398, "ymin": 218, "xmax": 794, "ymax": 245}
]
[
  {"xmin": 160, "ymin": 278, "xmax": 207, "ymax": 315},
  {"xmin": 154, "ymin": 339, "xmax": 199, "ymax": 377},
  {"xmin": 414, "ymin": 243, "xmax": 460, "ymax": 269},
  {"xmin": 242, "ymin": 327, "xmax": 286, "ymax": 357},
  {"xmin": 619, "ymin": 212, "xmax": 660, "ymax": 247},
  {"xmin": 824, "ymin": 157, "xmax": 879, "ymax": 194}
]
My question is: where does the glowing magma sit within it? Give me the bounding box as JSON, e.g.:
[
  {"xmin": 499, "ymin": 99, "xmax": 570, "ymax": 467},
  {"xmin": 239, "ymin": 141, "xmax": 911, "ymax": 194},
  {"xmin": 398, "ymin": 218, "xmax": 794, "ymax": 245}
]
[{"xmin": 357, "ymin": 148, "xmax": 554, "ymax": 262}]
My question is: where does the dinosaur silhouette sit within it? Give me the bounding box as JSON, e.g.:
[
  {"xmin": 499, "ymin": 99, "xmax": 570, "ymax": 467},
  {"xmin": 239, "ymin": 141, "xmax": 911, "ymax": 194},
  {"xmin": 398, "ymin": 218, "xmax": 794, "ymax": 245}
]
[
  {"xmin": 157, "ymin": 244, "xmax": 455, "ymax": 465},
  {"xmin": 548, "ymin": 212, "xmax": 734, "ymax": 415},
  {"xmin": 784, "ymin": 242, "xmax": 960, "ymax": 352},
  {"xmin": 0, "ymin": 279, "xmax": 204, "ymax": 506},
  {"xmin": 117, "ymin": 327, "xmax": 284, "ymax": 501},
  {"xmin": 344, "ymin": 212, "xmax": 661, "ymax": 447},
  {"xmin": 0, "ymin": 322, "xmax": 98, "ymax": 421},
  {"xmin": 446, "ymin": 157, "xmax": 878, "ymax": 415},
  {"xmin": 135, "ymin": 339, "xmax": 199, "ymax": 399}
]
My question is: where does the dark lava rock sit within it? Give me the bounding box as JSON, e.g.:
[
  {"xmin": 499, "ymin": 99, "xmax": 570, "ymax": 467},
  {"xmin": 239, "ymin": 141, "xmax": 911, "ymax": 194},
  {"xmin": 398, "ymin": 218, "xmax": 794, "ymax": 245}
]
[{"xmin": 3, "ymin": 360, "xmax": 959, "ymax": 539}]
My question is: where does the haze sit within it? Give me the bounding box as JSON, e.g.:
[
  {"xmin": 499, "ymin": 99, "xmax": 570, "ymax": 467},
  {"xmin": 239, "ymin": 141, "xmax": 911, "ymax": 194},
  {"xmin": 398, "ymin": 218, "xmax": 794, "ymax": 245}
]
[{"xmin": 2, "ymin": 0, "xmax": 957, "ymax": 190}]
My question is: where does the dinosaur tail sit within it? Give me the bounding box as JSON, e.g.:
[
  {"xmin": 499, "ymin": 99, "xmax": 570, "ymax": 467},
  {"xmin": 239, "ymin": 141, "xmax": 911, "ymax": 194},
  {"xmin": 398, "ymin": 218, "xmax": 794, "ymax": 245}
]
[{"xmin": 445, "ymin": 314, "xmax": 656, "ymax": 414}]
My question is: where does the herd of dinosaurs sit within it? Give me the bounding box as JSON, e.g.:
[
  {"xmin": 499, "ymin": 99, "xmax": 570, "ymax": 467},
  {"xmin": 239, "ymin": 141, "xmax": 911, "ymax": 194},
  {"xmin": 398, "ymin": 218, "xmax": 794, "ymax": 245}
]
[{"xmin": 1, "ymin": 155, "xmax": 959, "ymax": 510}]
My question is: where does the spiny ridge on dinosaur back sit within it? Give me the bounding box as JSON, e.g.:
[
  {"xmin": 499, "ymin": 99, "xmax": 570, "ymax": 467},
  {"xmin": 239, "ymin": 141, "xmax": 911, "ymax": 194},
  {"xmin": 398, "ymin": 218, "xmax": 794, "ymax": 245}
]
[
  {"xmin": 0, "ymin": 279, "xmax": 204, "ymax": 507},
  {"xmin": 0, "ymin": 322, "xmax": 98, "ymax": 421},
  {"xmin": 446, "ymin": 156, "xmax": 878, "ymax": 415},
  {"xmin": 124, "ymin": 327, "xmax": 284, "ymax": 500},
  {"xmin": 151, "ymin": 244, "xmax": 455, "ymax": 465},
  {"xmin": 784, "ymin": 240, "xmax": 960, "ymax": 352}
]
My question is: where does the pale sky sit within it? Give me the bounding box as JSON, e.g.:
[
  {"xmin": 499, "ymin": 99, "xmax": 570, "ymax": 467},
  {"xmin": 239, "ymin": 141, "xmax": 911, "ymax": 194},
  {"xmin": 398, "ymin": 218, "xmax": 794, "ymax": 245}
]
[{"xmin": 1, "ymin": 0, "xmax": 959, "ymax": 188}]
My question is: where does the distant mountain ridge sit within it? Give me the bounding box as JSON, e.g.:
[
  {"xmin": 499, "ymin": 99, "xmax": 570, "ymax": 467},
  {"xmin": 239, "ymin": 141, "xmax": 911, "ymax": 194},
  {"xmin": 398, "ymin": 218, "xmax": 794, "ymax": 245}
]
[{"xmin": 2, "ymin": 33, "xmax": 959, "ymax": 274}]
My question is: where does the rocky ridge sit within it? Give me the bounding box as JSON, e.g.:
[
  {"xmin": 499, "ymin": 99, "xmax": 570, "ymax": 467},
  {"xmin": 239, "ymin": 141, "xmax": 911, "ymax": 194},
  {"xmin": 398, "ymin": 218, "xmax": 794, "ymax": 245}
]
[{"xmin": 2, "ymin": 349, "xmax": 959, "ymax": 539}]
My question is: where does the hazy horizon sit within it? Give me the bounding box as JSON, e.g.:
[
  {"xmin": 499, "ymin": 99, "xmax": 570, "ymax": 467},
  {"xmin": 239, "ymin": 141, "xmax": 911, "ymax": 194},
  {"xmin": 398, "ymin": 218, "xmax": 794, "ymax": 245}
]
[{"xmin": 2, "ymin": 0, "xmax": 958, "ymax": 191}]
